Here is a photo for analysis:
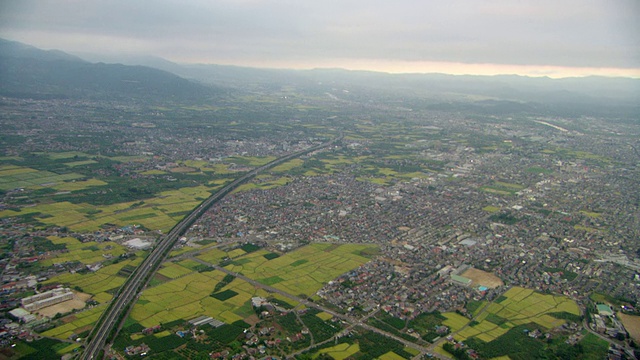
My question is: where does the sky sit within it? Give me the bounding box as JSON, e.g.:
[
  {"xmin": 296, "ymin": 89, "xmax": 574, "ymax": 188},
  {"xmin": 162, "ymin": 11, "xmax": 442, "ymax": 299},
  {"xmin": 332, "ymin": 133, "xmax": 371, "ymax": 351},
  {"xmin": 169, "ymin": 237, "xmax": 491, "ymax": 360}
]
[{"xmin": 1, "ymin": 0, "xmax": 639, "ymax": 78}]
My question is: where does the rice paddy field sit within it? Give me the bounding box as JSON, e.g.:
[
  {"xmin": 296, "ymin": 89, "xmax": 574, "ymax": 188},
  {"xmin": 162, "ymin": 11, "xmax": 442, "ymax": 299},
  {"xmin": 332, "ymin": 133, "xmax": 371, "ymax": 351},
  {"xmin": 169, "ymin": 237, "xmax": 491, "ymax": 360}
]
[
  {"xmin": 453, "ymin": 286, "xmax": 580, "ymax": 343},
  {"xmin": 223, "ymin": 243, "xmax": 378, "ymax": 297},
  {"xmin": 39, "ymin": 236, "xmax": 128, "ymax": 266},
  {"xmin": 317, "ymin": 343, "xmax": 361, "ymax": 360},
  {"xmin": 0, "ymin": 150, "xmax": 238, "ymax": 233},
  {"xmin": 128, "ymin": 243, "xmax": 377, "ymax": 328},
  {"xmin": 47, "ymin": 260, "xmax": 137, "ymax": 296},
  {"xmin": 0, "ymin": 164, "xmax": 85, "ymax": 191},
  {"xmin": 43, "ymin": 236, "xmax": 144, "ymax": 299},
  {"xmin": 0, "ymin": 184, "xmax": 219, "ymax": 233},
  {"xmin": 42, "ymin": 305, "xmax": 107, "ymax": 340},
  {"xmin": 130, "ymin": 268, "xmax": 270, "ymax": 327},
  {"xmin": 378, "ymin": 351, "xmax": 409, "ymax": 360}
]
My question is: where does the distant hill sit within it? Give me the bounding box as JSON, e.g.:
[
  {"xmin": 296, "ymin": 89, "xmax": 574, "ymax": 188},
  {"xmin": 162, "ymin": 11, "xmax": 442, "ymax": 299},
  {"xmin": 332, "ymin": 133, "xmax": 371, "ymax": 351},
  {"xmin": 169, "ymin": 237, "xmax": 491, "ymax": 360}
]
[
  {"xmin": 0, "ymin": 38, "xmax": 217, "ymax": 101},
  {"xmin": 2, "ymin": 38, "xmax": 637, "ymax": 118},
  {"xmin": 79, "ymin": 51, "xmax": 638, "ymax": 118}
]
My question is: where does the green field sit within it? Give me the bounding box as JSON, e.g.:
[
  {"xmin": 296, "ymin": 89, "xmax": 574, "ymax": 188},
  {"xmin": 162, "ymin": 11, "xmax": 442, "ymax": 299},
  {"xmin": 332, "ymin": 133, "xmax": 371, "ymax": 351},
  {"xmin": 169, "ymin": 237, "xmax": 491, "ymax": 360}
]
[
  {"xmin": 128, "ymin": 243, "xmax": 377, "ymax": 327},
  {"xmin": 47, "ymin": 256, "xmax": 143, "ymax": 295},
  {"xmin": 454, "ymin": 287, "xmax": 580, "ymax": 344},
  {"xmin": 317, "ymin": 343, "xmax": 361, "ymax": 360},
  {"xmin": 0, "ymin": 165, "xmax": 85, "ymax": 191},
  {"xmin": 130, "ymin": 269, "xmax": 270, "ymax": 327},
  {"xmin": 223, "ymin": 243, "xmax": 378, "ymax": 297},
  {"xmin": 42, "ymin": 305, "xmax": 107, "ymax": 340},
  {"xmin": 0, "ymin": 184, "xmax": 218, "ymax": 233}
]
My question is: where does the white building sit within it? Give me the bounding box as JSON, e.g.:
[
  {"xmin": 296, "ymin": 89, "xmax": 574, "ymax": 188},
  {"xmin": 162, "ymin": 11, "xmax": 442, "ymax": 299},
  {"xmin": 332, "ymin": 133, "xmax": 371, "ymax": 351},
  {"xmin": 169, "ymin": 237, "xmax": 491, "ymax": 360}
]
[{"xmin": 22, "ymin": 288, "xmax": 74, "ymax": 311}]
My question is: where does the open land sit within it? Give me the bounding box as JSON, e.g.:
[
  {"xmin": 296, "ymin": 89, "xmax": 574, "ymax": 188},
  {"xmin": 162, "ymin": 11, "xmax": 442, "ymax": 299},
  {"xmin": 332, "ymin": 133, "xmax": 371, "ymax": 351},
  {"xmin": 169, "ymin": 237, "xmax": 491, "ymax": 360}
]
[{"xmin": 461, "ymin": 268, "xmax": 504, "ymax": 288}]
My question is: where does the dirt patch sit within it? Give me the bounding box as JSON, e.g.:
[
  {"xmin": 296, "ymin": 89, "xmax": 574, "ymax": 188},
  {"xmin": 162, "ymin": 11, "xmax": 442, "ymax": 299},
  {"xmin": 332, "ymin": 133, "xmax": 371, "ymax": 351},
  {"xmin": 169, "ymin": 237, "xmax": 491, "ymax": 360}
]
[
  {"xmin": 153, "ymin": 273, "xmax": 172, "ymax": 283},
  {"xmin": 35, "ymin": 292, "xmax": 91, "ymax": 318},
  {"xmin": 61, "ymin": 315, "xmax": 77, "ymax": 324},
  {"xmin": 619, "ymin": 313, "xmax": 640, "ymax": 343},
  {"xmin": 243, "ymin": 314, "xmax": 260, "ymax": 326},
  {"xmin": 169, "ymin": 166, "xmax": 196, "ymax": 173},
  {"xmin": 74, "ymin": 324, "xmax": 94, "ymax": 336},
  {"xmin": 461, "ymin": 268, "xmax": 504, "ymax": 288}
]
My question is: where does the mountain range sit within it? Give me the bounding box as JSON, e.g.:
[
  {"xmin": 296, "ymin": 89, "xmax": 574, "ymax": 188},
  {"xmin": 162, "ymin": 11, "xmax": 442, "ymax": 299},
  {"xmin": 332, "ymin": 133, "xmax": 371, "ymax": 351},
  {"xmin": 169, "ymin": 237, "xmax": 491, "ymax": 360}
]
[
  {"xmin": 0, "ymin": 38, "xmax": 214, "ymax": 101},
  {"xmin": 0, "ymin": 38, "xmax": 638, "ymax": 118}
]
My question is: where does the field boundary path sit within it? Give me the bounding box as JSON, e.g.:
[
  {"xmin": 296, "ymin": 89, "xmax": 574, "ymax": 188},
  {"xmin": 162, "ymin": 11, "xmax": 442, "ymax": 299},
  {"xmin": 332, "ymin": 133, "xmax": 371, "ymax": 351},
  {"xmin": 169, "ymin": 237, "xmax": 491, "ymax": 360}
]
[{"xmin": 80, "ymin": 135, "xmax": 342, "ymax": 360}]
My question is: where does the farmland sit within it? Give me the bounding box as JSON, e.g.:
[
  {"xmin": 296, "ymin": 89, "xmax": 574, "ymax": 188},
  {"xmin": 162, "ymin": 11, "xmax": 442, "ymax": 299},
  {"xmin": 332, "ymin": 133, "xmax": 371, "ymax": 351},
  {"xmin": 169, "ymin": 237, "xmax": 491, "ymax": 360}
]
[
  {"xmin": 446, "ymin": 286, "xmax": 580, "ymax": 346},
  {"xmin": 0, "ymin": 150, "xmax": 243, "ymax": 233},
  {"xmin": 0, "ymin": 184, "xmax": 224, "ymax": 233},
  {"xmin": 317, "ymin": 343, "xmax": 361, "ymax": 360},
  {"xmin": 127, "ymin": 243, "xmax": 377, "ymax": 328},
  {"xmin": 43, "ymin": 305, "xmax": 107, "ymax": 340},
  {"xmin": 223, "ymin": 243, "xmax": 378, "ymax": 297}
]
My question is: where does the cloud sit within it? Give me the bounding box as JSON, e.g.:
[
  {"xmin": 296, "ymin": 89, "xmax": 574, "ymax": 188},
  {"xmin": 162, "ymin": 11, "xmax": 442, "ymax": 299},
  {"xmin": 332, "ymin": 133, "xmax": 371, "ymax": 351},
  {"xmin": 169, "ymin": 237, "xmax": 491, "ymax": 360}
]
[{"xmin": 1, "ymin": 0, "xmax": 638, "ymax": 72}]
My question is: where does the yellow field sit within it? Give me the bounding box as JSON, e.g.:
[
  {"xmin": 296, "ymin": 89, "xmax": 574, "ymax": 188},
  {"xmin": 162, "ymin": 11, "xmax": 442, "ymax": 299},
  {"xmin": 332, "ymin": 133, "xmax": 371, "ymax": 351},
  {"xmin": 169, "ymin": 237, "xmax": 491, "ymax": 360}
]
[
  {"xmin": 619, "ymin": 313, "xmax": 640, "ymax": 342},
  {"xmin": 45, "ymin": 257, "xmax": 142, "ymax": 295},
  {"xmin": 196, "ymin": 248, "xmax": 228, "ymax": 264},
  {"xmin": 378, "ymin": 351, "xmax": 406, "ymax": 360},
  {"xmin": 580, "ymin": 210, "xmax": 602, "ymax": 218},
  {"xmin": 39, "ymin": 236, "xmax": 128, "ymax": 266},
  {"xmin": 317, "ymin": 343, "xmax": 360, "ymax": 360},
  {"xmin": 52, "ymin": 178, "xmax": 108, "ymax": 191},
  {"xmin": 131, "ymin": 269, "xmax": 272, "ymax": 327},
  {"xmin": 457, "ymin": 287, "xmax": 580, "ymax": 343},
  {"xmin": 128, "ymin": 243, "xmax": 376, "ymax": 327},
  {"xmin": 223, "ymin": 243, "xmax": 377, "ymax": 297},
  {"xmin": 232, "ymin": 176, "xmax": 292, "ymax": 193},
  {"xmin": 316, "ymin": 312, "xmax": 333, "ymax": 321},
  {"xmin": 0, "ymin": 184, "xmax": 220, "ymax": 233},
  {"xmin": 42, "ymin": 305, "xmax": 106, "ymax": 340},
  {"xmin": 442, "ymin": 312, "xmax": 470, "ymax": 332},
  {"xmin": 269, "ymin": 159, "xmax": 304, "ymax": 173},
  {"xmin": 157, "ymin": 262, "xmax": 194, "ymax": 279},
  {"xmin": 356, "ymin": 176, "xmax": 394, "ymax": 186},
  {"xmin": 0, "ymin": 166, "xmax": 85, "ymax": 191},
  {"xmin": 226, "ymin": 155, "xmax": 276, "ymax": 166}
]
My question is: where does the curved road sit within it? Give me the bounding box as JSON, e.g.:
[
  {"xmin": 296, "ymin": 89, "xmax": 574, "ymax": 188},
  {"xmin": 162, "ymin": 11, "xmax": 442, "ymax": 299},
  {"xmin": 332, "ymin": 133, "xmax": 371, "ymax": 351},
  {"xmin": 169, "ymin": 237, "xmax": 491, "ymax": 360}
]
[{"xmin": 81, "ymin": 135, "xmax": 342, "ymax": 360}]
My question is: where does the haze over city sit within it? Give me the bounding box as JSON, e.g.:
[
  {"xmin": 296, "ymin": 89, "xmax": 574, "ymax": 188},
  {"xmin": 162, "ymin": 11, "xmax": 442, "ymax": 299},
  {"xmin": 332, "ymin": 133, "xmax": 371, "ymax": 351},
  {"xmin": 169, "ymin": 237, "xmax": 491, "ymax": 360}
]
[
  {"xmin": 1, "ymin": 0, "xmax": 639, "ymax": 78},
  {"xmin": 1, "ymin": 1, "xmax": 640, "ymax": 359}
]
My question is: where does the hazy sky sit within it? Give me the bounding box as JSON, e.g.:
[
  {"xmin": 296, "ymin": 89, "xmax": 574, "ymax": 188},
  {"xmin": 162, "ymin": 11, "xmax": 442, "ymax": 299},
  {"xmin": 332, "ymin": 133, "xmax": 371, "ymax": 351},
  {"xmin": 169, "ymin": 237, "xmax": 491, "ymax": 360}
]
[{"xmin": 1, "ymin": 0, "xmax": 639, "ymax": 77}]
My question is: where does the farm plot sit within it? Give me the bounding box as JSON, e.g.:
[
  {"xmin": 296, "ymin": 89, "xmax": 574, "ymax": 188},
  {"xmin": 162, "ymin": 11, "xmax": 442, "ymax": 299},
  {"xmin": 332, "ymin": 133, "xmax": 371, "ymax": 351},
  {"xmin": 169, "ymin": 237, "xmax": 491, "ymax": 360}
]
[
  {"xmin": 42, "ymin": 305, "xmax": 106, "ymax": 340},
  {"xmin": 130, "ymin": 244, "xmax": 376, "ymax": 328},
  {"xmin": 130, "ymin": 269, "xmax": 271, "ymax": 327},
  {"xmin": 442, "ymin": 312, "xmax": 470, "ymax": 332},
  {"xmin": 0, "ymin": 165, "xmax": 85, "ymax": 191},
  {"xmin": 39, "ymin": 236, "xmax": 127, "ymax": 266},
  {"xmin": 1, "ymin": 184, "xmax": 218, "ymax": 233},
  {"xmin": 619, "ymin": 313, "xmax": 640, "ymax": 343},
  {"xmin": 195, "ymin": 248, "xmax": 228, "ymax": 264},
  {"xmin": 157, "ymin": 262, "xmax": 193, "ymax": 279},
  {"xmin": 318, "ymin": 343, "xmax": 361, "ymax": 360},
  {"xmin": 46, "ymin": 257, "xmax": 142, "ymax": 296},
  {"xmin": 223, "ymin": 243, "xmax": 377, "ymax": 297},
  {"xmin": 455, "ymin": 287, "xmax": 580, "ymax": 343}
]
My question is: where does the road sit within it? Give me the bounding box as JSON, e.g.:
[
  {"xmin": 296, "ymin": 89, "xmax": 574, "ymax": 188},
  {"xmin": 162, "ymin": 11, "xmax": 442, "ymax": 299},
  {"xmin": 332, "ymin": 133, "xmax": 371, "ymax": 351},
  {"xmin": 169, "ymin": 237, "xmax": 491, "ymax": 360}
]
[{"xmin": 80, "ymin": 135, "xmax": 342, "ymax": 360}]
